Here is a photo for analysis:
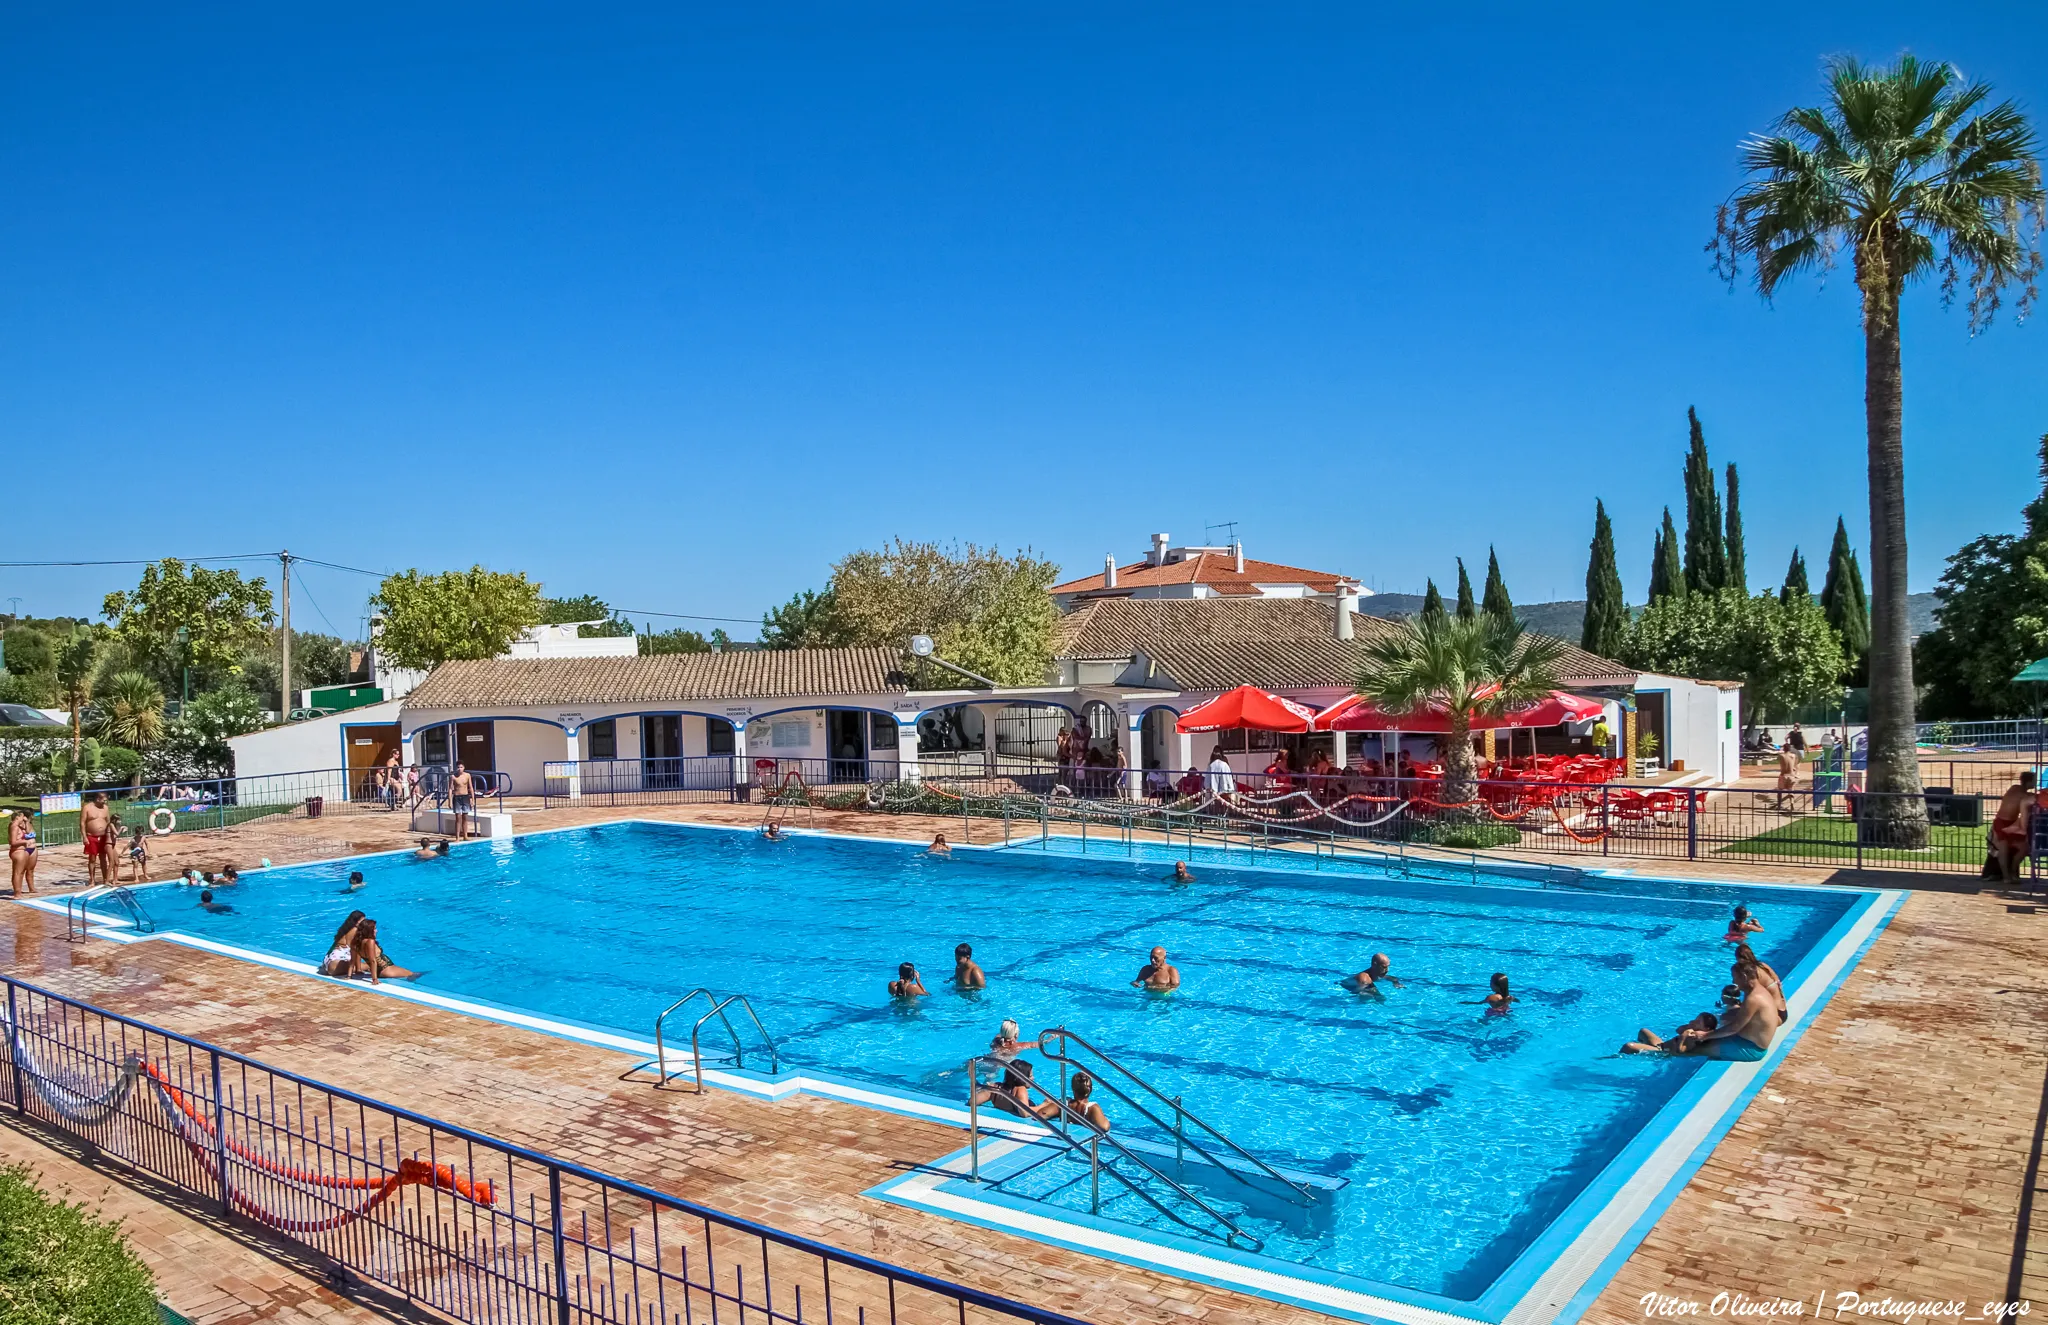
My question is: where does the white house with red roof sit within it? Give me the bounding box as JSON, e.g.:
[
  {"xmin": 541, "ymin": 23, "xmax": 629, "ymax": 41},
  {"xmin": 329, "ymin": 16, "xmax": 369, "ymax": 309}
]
[{"xmin": 1049, "ymin": 533, "xmax": 1369, "ymax": 611}]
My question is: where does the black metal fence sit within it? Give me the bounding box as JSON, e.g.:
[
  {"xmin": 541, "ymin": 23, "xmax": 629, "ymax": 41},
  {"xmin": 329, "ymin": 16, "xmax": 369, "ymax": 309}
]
[
  {"xmin": 899, "ymin": 769, "xmax": 2014, "ymax": 876},
  {"xmin": 0, "ymin": 974, "xmax": 1085, "ymax": 1325},
  {"xmin": 28, "ymin": 767, "xmax": 510, "ymax": 850}
]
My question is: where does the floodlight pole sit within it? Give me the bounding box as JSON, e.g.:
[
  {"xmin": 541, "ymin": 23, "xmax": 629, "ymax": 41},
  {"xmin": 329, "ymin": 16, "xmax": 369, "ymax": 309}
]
[{"xmin": 279, "ymin": 550, "xmax": 293, "ymax": 721}]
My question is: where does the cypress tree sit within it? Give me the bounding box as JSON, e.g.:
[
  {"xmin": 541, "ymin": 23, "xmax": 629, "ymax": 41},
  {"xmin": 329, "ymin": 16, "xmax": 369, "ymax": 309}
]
[
  {"xmin": 1681, "ymin": 407, "xmax": 1727, "ymax": 593},
  {"xmin": 1780, "ymin": 548, "xmax": 1810, "ymax": 605},
  {"xmin": 1455, "ymin": 559, "xmax": 1477, "ymax": 621},
  {"xmin": 1420, "ymin": 579, "xmax": 1445, "ymax": 622},
  {"xmin": 1648, "ymin": 507, "xmax": 1686, "ymax": 605},
  {"xmin": 1582, "ymin": 500, "xmax": 1627, "ymax": 657},
  {"xmin": 1723, "ymin": 462, "xmax": 1746, "ymax": 593},
  {"xmin": 1481, "ymin": 546, "xmax": 1514, "ymax": 623},
  {"xmin": 1821, "ymin": 516, "xmax": 1871, "ymax": 662}
]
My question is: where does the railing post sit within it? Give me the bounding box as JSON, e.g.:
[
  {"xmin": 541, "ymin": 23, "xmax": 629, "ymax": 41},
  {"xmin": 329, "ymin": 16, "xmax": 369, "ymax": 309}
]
[
  {"xmin": 1687, "ymin": 790, "xmax": 1698, "ymax": 859},
  {"xmin": 1600, "ymin": 785, "xmax": 1610, "ymax": 857},
  {"xmin": 1173, "ymin": 1096, "xmax": 1183, "ymax": 1170},
  {"xmin": 549, "ymin": 1164, "xmax": 572, "ymax": 1325},
  {"xmin": 968, "ymin": 1066, "xmax": 981, "ymax": 1183},
  {"xmin": 6, "ymin": 982, "xmax": 26, "ymax": 1116},
  {"xmin": 1090, "ymin": 1133, "xmax": 1100, "ymax": 1214},
  {"xmin": 208, "ymin": 1051, "xmax": 233, "ymax": 1216}
]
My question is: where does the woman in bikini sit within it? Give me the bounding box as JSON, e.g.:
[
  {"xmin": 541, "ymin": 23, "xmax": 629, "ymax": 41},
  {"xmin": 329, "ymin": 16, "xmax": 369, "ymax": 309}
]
[
  {"xmin": 1732, "ymin": 946, "xmax": 1787, "ymax": 1024},
  {"xmin": 322, "ymin": 911, "xmax": 365, "ymax": 976},
  {"xmin": 349, "ymin": 918, "xmax": 420, "ymax": 984},
  {"xmin": 8, "ymin": 810, "xmax": 37, "ymax": 895},
  {"xmin": 1723, "ymin": 905, "xmax": 1763, "ymax": 943}
]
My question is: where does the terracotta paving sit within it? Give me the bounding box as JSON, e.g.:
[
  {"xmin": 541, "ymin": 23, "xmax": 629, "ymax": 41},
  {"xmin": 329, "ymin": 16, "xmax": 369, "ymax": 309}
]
[{"xmin": 6, "ymin": 801, "xmax": 2048, "ymax": 1324}]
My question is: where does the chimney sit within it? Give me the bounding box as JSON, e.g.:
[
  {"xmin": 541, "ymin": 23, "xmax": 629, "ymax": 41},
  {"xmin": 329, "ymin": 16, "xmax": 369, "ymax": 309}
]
[
  {"xmin": 1234, "ymin": 542, "xmax": 1245, "ymax": 574},
  {"xmin": 1104, "ymin": 554, "xmax": 1117, "ymax": 589},
  {"xmin": 1149, "ymin": 533, "xmax": 1170, "ymax": 567},
  {"xmin": 1335, "ymin": 583, "xmax": 1359, "ymax": 640}
]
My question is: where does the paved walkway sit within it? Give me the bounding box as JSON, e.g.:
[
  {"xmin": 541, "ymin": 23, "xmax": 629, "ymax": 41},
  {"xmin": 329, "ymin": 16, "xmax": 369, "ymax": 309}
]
[{"xmin": 6, "ymin": 802, "xmax": 2048, "ymax": 1323}]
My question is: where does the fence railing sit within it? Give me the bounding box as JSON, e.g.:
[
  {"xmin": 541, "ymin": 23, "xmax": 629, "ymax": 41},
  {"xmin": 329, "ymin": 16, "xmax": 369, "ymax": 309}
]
[
  {"xmin": 28, "ymin": 766, "xmax": 510, "ymax": 849},
  {"xmin": 1917, "ymin": 718, "xmax": 2048, "ymax": 752},
  {"xmin": 0, "ymin": 973, "xmax": 1085, "ymax": 1325},
  {"xmin": 891, "ymin": 768, "xmax": 2011, "ymax": 876},
  {"xmin": 541, "ymin": 757, "xmax": 902, "ymax": 808}
]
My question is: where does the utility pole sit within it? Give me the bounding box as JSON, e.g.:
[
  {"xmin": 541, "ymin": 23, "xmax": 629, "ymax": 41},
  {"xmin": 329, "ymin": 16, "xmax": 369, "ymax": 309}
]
[{"xmin": 279, "ymin": 550, "xmax": 292, "ymax": 721}]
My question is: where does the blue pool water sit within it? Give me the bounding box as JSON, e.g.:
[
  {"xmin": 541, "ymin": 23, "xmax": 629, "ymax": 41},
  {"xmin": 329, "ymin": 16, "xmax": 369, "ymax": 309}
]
[{"xmin": 117, "ymin": 822, "xmax": 1861, "ymax": 1300}]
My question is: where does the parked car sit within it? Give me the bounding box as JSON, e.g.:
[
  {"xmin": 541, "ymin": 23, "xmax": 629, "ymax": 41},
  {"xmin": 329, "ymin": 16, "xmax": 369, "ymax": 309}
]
[{"xmin": 0, "ymin": 703, "xmax": 65, "ymax": 729}]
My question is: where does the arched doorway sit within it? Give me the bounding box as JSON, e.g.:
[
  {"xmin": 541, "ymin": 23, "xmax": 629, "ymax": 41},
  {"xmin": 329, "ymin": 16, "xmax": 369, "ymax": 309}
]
[{"xmin": 1140, "ymin": 707, "xmax": 1179, "ymax": 772}]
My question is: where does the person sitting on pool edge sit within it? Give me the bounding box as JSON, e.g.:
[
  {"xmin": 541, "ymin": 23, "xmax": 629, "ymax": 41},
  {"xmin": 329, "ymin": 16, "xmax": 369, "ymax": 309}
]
[
  {"xmin": 929, "ymin": 834, "xmax": 951, "ymax": 856},
  {"xmin": 1622, "ymin": 1011, "xmax": 1716, "ymax": 1055},
  {"xmin": 1035, "ymin": 1069, "xmax": 1110, "ymax": 1131},
  {"xmin": 888, "ymin": 962, "xmax": 927, "ymax": 998},
  {"xmin": 349, "ymin": 917, "xmax": 421, "ymax": 985},
  {"xmin": 1679, "ymin": 965, "xmax": 1777, "ymax": 1060},
  {"xmin": 322, "ymin": 911, "xmax": 365, "ymax": 976},
  {"xmin": 953, "ymin": 943, "xmax": 985, "ymax": 989},
  {"xmin": 1342, "ymin": 953, "xmax": 1402, "ymax": 993},
  {"xmin": 1131, "ymin": 945, "xmax": 1180, "ymax": 991},
  {"xmin": 1482, "ymin": 972, "xmax": 1515, "ymax": 1011}
]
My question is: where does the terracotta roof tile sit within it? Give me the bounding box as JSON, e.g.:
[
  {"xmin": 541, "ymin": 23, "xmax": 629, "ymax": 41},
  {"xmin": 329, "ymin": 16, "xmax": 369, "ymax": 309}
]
[
  {"xmin": 1051, "ymin": 552, "xmax": 1349, "ymax": 596},
  {"xmin": 402, "ymin": 648, "xmax": 909, "ymax": 711},
  {"xmin": 1053, "ymin": 598, "xmax": 1636, "ymax": 692}
]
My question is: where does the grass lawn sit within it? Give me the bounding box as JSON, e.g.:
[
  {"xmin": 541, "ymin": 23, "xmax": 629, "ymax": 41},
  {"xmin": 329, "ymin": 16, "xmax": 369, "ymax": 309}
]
[
  {"xmin": 1718, "ymin": 813, "xmax": 1986, "ymax": 867},
  {"xmin": 7, "ymin": 799, "xmax": 298, "ymax": 847}
]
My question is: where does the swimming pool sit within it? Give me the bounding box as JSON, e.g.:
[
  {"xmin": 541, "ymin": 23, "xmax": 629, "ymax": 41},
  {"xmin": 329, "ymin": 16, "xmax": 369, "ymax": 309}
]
[{"xmin": 73, "ymin": 822, "xmax": 1896, "ymax": 1321}]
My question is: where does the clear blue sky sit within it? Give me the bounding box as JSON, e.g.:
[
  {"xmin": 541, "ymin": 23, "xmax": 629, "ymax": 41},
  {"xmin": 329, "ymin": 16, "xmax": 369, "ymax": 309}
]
[{"xmin": 4, "ymin": 3, "xmax": 2045, "ymax": 637}]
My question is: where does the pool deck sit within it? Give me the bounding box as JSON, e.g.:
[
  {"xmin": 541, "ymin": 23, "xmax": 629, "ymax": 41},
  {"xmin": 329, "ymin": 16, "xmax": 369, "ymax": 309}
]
[{"xmin": 6, "ymin": 802, "xmax": 2048, "ymax": 1324}]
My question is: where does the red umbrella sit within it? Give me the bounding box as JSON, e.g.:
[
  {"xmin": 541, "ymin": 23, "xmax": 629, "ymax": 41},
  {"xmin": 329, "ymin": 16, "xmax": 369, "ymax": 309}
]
[
  {"xmin": 1176, "ymin": 685, "xmax": 1316, "ymax": 734},
  {"xmin": 1311, "ymin": 689, "xmax": 1603, "ymax": 732}
]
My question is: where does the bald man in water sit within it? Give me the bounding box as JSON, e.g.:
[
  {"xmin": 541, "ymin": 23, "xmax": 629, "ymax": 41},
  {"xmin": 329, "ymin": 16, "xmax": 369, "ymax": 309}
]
[{"xmin": 1131, "ymin": 945, "xmax": 1180, "ymax": 991}]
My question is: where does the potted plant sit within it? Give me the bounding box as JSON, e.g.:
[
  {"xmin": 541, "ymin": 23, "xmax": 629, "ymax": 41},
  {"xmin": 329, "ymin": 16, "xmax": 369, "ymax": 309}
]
[{"xmin": 1634, "ymin": 730, "xmax": 1660, "ymax": 776}]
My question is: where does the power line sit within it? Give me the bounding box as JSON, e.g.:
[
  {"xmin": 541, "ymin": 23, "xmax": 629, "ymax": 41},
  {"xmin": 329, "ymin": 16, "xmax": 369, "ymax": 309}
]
[
  {"xmin": 0, "ymin": 554, "xmax": 280, "ymax": 567},
  {"xmin": 617, "ymin": 608, "xmax": 760, "ymax": 625},
  {"xmin": 291, "ymin": 565, "xmax": 341, "ymax": 636}
]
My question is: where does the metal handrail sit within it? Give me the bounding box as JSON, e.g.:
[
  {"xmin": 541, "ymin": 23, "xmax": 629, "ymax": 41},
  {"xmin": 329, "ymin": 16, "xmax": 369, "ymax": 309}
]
[
  {"xmin": 962, "ymin": 1054, "xmax": 1257, "ymax": 1249},
  {"xmin": 63, "ymin": 886, "xmax": 155, "ymax": 943},
  {"xmin": 1034, "ymin": 1027, "xmax": 1315, "ymax": 1207},
  {"xmin": 654, "ymin": 989, "xmax": 780, "ymax": 1093}
]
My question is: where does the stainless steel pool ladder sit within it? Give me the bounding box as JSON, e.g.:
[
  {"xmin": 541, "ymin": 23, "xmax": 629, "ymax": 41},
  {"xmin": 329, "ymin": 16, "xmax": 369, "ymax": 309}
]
[
  {"xmin": 962, "ymin": 1053, "xmax": 1260, "ymax": 1249},
  {"xmin": 653, "ymin": 989, "xmax": 780, "ymax": 1093},
  {"xmin": 1034, "ymin": 1026, "xmax": 1317, "ymax": 1208},
  {"xmin": 63, "ymin": 886, "xmax": 156, "ymax": 943}
]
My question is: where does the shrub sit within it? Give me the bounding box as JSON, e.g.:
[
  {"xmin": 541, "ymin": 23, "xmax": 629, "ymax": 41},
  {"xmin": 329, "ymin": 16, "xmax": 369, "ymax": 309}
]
[
  {"xmin": 0, "ymin": 1163, "xmax": 161, "ymax": 1325},
  {"xmin": 1409, "ymin": 821, "xmax": 1521, "ymax": 850}
]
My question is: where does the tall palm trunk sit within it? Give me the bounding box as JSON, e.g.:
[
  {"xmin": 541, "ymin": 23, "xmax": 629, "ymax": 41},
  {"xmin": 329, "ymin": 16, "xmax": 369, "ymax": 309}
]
[
  {"xmin": 1441, "ymin": 711, "xmax": 1479, "ymax": 814},
  {"xmin": 1859, "ymin": 234, "xmax": 1929, "ymax": 846}
]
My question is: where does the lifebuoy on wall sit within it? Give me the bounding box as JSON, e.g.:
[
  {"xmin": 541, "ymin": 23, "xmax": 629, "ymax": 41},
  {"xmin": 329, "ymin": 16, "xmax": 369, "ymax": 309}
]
[{"xmin": 148, "ymin": 808, "xmax": 176, "ymax": 836}]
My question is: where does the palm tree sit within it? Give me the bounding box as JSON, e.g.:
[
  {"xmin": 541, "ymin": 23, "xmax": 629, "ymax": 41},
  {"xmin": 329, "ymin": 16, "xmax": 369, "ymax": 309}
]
[
  {"xmin": 1713, "ymin": 54, "xmax": 2043, "ymax": 846},
  {"xmin": 54, "ymin": 629, "xmax": 100, "ymax": 769},
  {"xmin": 96, "ymin": 671, "xmax": 167, "ymax": 750},
  {"xmin": 1356, "ymin": 614, "xmax": 1567, "ymax": 812}
]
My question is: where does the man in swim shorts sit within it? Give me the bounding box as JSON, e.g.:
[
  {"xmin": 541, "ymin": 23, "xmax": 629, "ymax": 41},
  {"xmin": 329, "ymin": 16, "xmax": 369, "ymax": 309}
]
[
  {"xmin": 1993, "ymin": 772, "xmax": 2037, "ymax": 885},
  {"xmin": 1131, "ymin": 945, "xmax": 1180, "ymax": 991},
  {"xmin": 953, "ymin": 943, "xmax": 985, "ymax": 989},
  {"xmin": 1680, "ymin": 968, "xmax": 1776, "ymax": 1061},
  {"xmin": 449, "ymin": 763, "xmax": 476, "ymax": 840},
  {"xmin": 81, "ymin": 793, "xmax": 111, "ymax": 885},
  {"xmin": 1342, "ymin": 953, "xmax": 1402, "ymax": 993}
]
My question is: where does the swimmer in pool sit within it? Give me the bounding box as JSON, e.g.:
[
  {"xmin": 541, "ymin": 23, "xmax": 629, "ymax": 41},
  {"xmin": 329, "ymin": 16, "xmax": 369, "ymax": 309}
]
[
  {"xmin": 1131, "ymin": 945, "xmax": 1180, "ymax": 991},
  {"xmin": 763, "ymin": 823, "xmax": 785, "ymax": 841},
  {"xmin": 1482, "ymin": 972, "xmax": 1516, "ymax": 1010},
  {"xmin": 1171, "ymin": 861, "xmax": 1194, "ymax": 884},
  {"xmin": 218, "ymin": 866, "xmax": 240, "ymax": 886},
  {"xmin": 1724, "ymin": 905, "xmax": 1763, "ymax": 942},
  {"xmin": 888, "ymin": 962, "xmax": 927, "ymax": 998},
  {"xmin": 1342, "ymin": 953, "xmax": 1402, "ymax": 993},
  {"xmin": 929, "ymin": 834, "xmax": 951, "ymax": 856},
  {"xmin": 341, "ymin": 870, "xmax": 366, "ymax": 893},
  {"xmin": 952, "ymin": 943, "xmax": 985, "ymax": 989},
  {"xmin": 413, "ymin": 838, "xmax": 450, "ymax": 860},
  {"xmin": 1622, "ymin": 1011, "xmax": 1716, "ymax": 1055},
  {"xmin": 197, "ymin": 889, "xmax": 233, "ymax": 915}
]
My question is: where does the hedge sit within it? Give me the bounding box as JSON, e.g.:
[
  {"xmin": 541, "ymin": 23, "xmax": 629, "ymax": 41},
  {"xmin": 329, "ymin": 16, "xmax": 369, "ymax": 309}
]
[{"xmin": 0, "ymin": 1163, "xmax": 162, "ymax": 1325}]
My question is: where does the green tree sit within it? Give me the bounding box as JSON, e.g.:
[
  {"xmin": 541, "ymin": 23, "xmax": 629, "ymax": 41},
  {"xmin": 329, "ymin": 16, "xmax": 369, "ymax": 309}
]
[
  {"xmin": 1480, "ymin": 547, "xmax": 1515, "ymax": 624},
  {"xmin": 100, "ymin": 559, "xmax": 274, "ymax": 693},
  {"xmin": 1917, "ymin": 434, "xmax": 2048, "ymax": 718},
  {"xmin": 1582, "ymin": 500, "xmax": 1628, "ymax": 658},
  {"xmin": 540, "ymin": 595, "xmax": 635, "ymax": 638},
  {"xmin": 237, "ymin": 629, "xmax": 359, "ymax": 712},
  {"xmin": 2, "ymin": 625, "xmax": 54, "ymax": 675},
  {"xmin": 1724, "ymin": 463, "xmax": 1747, "ymax": 592},
  {"xmin": 828, "ymin": 540, "xmax": 1059, "ymax": 686},
  {"xmin": 1454, "ymin": 559, "xmax": 1477, "ymax": 621},
  {"xmin": 1682, "ymin": 408, "xmax": 1727, "ymax": 593},
  {"xmin": 163, "ymin": 684, "xmax": 268, "ymax": 777},
  {"xmin": 371, "ymin": 567, "xmax": 544, "ymax": 670},
  {"xmin": 1780, "ymin": 548, "xmax": 1811, "ymax": 605},
  {"xmin": 1713, "ymin": 53, "xmax": 2044, "ymax": 843},
  {"xmin": 1820, "ymin": 516, "xmax": 1871, "ymax": 675},
  {"xmin": 640, "ymin": 627, "xmax": 713, "ymax": 655},
  {"xmin": 1648, "ymin": 508, "xmax": 1686, "ymax": 605},
  {"xmin": 1622, "ymin": 589, "xmax": 1847, "ymax": 727},
  {"xmin": 1420, "ymin": 580, "xmax": 1446, "ymax": 623},
  {"xmin": 94, "ymin": 672, "xmax": 166, "ymax": 750},
  {"xmin": 760, "ymin": 588, "xmax": 850, "ymax": 649},
  {"xmin": 54, "ymin": 629, "xmax": 99, "ymax": 767},
  {"xmin": 1356, "ymin": 614, "xmax": 1566, "ymax": 812}
]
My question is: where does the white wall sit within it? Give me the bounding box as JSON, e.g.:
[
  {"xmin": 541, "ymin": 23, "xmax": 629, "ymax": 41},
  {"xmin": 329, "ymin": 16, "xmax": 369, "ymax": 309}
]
[
  {"xmin": 1638, "ymin": 675, "xmax": 1738, "ymax": 781},
  {"xmin": 229, "ymin": 700, "xmax": 403, "ymax": 781},
  {"xmin": 491, "ymin": 720, "xmax": 567, "ymax": 795}
]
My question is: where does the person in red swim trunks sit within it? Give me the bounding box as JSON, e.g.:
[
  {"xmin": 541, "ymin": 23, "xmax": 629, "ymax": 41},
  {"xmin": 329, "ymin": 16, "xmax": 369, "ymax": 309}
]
[
  {"xmin": 1992, "ymin": 772, "xmax": 2037, "ymax": 885},
  {"xmin": 79, "ymin": 793, "xmax": 112, "ymax": 885}
]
